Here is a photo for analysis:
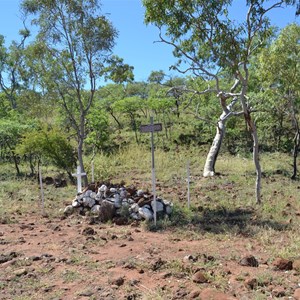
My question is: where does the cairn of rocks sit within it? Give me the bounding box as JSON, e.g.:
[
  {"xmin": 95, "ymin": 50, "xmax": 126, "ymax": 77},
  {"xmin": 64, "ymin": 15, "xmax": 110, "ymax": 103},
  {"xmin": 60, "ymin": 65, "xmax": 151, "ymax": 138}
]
[{"xmin": 63, "ymin": 183, "xmax": 173, "ymax": 222}]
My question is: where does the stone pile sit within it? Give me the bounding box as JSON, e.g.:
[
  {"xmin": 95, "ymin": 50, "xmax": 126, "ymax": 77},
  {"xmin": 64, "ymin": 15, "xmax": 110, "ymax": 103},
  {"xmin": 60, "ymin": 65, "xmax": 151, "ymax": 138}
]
[{"xmin": 63, "ymin": 183, "xmax": 173, "ymax": 222}]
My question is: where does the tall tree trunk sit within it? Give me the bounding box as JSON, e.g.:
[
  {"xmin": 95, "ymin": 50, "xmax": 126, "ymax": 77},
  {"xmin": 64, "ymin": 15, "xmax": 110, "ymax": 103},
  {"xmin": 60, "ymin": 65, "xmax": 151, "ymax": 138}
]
[
  {"xmin": 239, "ymin": 67, "xmax": 262, "ymax": 204},
  {"xmin": 12, "ymin": 153, "xmax": 20, "ymax": 176},
  {"xmin": 6, "ymin": 142, "xmax": 20, "ymax": 176},
  {"xmin": 109, "ymin": 109, "xmax": 122, "ymax": 129},
  {"xmin": 78, "ymin": 137, "xmax": 88, "ymax": 187},
  {"xmin": 241, "ymin": 100, "xmax": 262, "ymax": 204},
  {"xmin": 78, "ymin": 117, "xmax": 88, "ymax": 187},
  {"xmin": 203, "ymin": 119, "xmax": 225, "ymax": 177},
  {"xmin": 251, "ymin": 119, "xmax": 262, "ymax": 204},
  {"xmin": 203, "ymin": 97, "xmax": 238, "ymax": 177}
]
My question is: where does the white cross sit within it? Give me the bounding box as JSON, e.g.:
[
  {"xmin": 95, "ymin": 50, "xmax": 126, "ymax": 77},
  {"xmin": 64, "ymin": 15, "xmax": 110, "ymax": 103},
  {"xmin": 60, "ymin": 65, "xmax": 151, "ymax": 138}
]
[
  {"xmin": 91, "ymin": 160, "xmax": 94, "ymax": 183},
  {"xmin": 72, "ymin": 166, "xmax": 86, "ymax": 193}
]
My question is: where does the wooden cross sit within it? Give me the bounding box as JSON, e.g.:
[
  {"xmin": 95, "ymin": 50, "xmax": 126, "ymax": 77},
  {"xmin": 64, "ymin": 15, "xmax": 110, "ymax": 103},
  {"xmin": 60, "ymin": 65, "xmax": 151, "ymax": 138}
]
[{"xmin": 72, "ymin": 166, "xmax": 86, "ymax": 193}]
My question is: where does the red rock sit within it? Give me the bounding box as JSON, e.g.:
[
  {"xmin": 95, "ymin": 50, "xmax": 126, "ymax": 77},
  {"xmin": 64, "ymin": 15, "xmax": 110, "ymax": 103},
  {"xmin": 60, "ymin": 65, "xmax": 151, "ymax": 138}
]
[
  {"xmin": 151, "ymin": 257, "xmax": 165, "ymax": 271},
  {"xmin": 189, "ymin": 289, "xmax": 201, "ymax": 299},
  {"xmin": 294, "ymin": 288, "xmax": 300, "ymax": 300},
  {"xmin": 244, "ymin": 277, "xmax": 258, "ymax": 290},
  {"xmin": 273, "ymin": 257, "xmax": 293, "ymax": 270},
  {"xmin": 81, "ymin": 227, "xmax": 96, "ymax": 235},
  {"xmin": 239, "ymin": 255, "xmax": 258, "ymax": 267},
  {"xmin": 293, "ymin": 259, "xmax": 300, "ymax": 271},
  {"xmin": 114, "ymin": 216, "xmax": 128, "ymax": 225},
  {"xmin": 199, "ymin": 288, "xmax": 236, "ymax": 299},
  {"xmin": 271, "ymin": 286, "xmax": 285, "ymax": 297},
  {"xmin": 98, "ymin": 200, "xmax": 115, "ymax": 222},
  {"xmin": 192, "ymin": 271, "xmax": 208, "ymax": 283},
  {"xmin": 109, "ymin": 276, "xmax": 124, "ymax": 286}
]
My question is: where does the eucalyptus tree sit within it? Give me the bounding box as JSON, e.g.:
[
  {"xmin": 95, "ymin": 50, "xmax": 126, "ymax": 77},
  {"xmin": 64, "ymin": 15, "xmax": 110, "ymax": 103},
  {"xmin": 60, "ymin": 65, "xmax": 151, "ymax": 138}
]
[
  {"xmin": 112, "ymin": 96, "xmax": 145, "ymax": 143},
  {"xmin": 97, "ymin": 83, "xmax": 127, "ymax": 129},
  {"xmin": 0, "ymin": 113, "xmax": 34, "ymax": 175},
  {"xmin": 0, "ymin": 29, "xmax": 30, "ymax": 110},
  {"xmin": 147, "ymin": 72, "xmax": 193, "ymax": 143},
  {"xmin": 148, "ymin": 70, "xmax": 188, "ymax": 118},
  {"xmin": 143, "ymin": 0, "xmax": 298, "ymax": 203},
  {"xmin": 101, "ymin": 55, "xmax": 134, "ymax": 84},
  {"xmin": 256, "ymin": 23, "xmax": 300, "ymax": 178},
  {"xmin": 21, "ymin": 0, "xmax": 118, "ymax": 186}
]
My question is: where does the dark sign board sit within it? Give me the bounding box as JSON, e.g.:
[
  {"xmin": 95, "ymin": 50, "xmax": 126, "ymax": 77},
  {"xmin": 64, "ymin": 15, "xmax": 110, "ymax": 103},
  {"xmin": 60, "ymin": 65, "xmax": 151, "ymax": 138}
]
[{"xmin": 140, "ymin": 123, "xmax": 162, "ymax": 133}]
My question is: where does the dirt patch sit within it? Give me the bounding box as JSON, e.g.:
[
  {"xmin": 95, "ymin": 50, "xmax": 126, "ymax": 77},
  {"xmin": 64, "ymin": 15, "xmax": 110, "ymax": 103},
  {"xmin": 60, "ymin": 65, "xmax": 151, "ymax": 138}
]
[{"xmin": 0, "ymin": 212, "xmax": 299, "ymax": 299}]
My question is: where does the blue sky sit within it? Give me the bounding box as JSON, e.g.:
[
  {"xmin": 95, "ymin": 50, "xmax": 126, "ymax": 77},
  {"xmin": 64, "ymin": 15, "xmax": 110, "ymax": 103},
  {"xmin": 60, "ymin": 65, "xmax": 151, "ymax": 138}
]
[{"xmin": 0, "ymin": 0, "xmax": 299, "ymax": 82}]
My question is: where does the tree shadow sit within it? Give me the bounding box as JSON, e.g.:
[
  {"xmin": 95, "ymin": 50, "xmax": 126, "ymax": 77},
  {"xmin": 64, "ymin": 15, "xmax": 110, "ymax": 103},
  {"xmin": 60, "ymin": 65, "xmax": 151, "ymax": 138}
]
[
  {"xmin": 195, "ymin": 207, "xmax": 288, "ymax": 236},
  {"xmin": 155, "ymin": 206, "xmax": 290, "ymax": 236}
]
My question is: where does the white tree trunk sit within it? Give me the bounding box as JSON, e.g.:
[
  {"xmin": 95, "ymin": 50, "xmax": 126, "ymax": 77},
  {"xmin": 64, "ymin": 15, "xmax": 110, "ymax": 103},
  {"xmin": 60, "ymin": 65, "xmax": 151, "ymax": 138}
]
[
  {"xmin": 203, "ymin": 97, "xmax": 238, "ymax": 177},
  {"xmin": 251, "ymin": 120, "xmax": 262, "ymax": 204},
  {"xmin": 78, "ymin": 115, "xmax": 88, "ymax": 187},
  {"xmin": 240, "ymin": 94, "xmax": 262, "ymax": 203},
  {"xmin": 203, "ymin": 118, "xmax": 225, "ymax": 177}
]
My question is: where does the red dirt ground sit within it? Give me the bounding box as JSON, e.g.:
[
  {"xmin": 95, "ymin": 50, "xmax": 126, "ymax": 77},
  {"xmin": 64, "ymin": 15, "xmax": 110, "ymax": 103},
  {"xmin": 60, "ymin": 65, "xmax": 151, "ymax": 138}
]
[{"xmin": 1, "ymin": 212, "xmax": 300, "ymax": 300}]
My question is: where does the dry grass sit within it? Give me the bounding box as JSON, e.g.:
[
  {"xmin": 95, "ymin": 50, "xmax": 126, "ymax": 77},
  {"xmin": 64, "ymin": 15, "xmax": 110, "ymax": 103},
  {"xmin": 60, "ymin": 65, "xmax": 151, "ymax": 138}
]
[{"xmin": 1, "ymin": 146, "xmax": 300, "ymax": 260}]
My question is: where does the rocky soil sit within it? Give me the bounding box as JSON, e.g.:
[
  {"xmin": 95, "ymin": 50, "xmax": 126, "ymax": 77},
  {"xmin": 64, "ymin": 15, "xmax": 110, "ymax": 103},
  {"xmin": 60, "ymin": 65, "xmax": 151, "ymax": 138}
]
[{"xmin": 1, "ymin": 209, "xmax": 300, "ymax": 300}]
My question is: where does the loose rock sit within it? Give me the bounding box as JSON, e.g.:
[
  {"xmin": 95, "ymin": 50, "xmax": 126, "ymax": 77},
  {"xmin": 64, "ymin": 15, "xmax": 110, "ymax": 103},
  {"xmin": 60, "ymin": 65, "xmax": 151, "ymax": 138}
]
[
  {"xmin": 81, "ymin": 227, "xmax": 96, "ymax": 235},
  {"xmin": 13, "ymin": 268, "xmax": 27, "ymax": 276},
  {"xmin": 63, "ymin": 182, "xmax": 173, "ymax": 223},
  {"xmin": 294, "ymin": 288, "xmax": 300, "ymax": 300},
  {"xmin": 172, "ymin": 288, "xmax": 188, "ymax": 299},
  {"xmin": 78, "ymin": 289, "xmax": 94, "ymax": 297},
  {"xmin": 189, "ymin": 289, "xmax": 201, "ymax": 299},
  {"xmin": 239, "ymin": 255, "xmax": 259, "ymax": 267},
  {"xmin": 0, "ymin": 252, "xmax": 18, "ymax": 264},
  {"xmin": 151, "ymin": 257, "xmax": 165, "ymax": 271},
  {"xmin": 192, "ymin": 271, "xmax": 208, "ymax": 283},
  {"xmin": 109, "ymin": 276, "xmax": 125, "ymax": 287},
  {"xmin": 63, "ymin": 205, "xmax": 74, "ymax": 215},
  {"xmin": 293, "ymin": 259, "xmax": 300, "ymax": 272},
  {"xmin": 273, "ymin": 257, "xmax": 293, "ymax": 270},
  {"xmin": 244, "ymin": 278, "xmax": 258, "ymax": 290},
  {"xmin": 98, "ymin": 200, "xmax": 115, "ymax": 222},
  {"xmin": 271, "ymin": 287, "xmax": 285, "ymax": 297}
]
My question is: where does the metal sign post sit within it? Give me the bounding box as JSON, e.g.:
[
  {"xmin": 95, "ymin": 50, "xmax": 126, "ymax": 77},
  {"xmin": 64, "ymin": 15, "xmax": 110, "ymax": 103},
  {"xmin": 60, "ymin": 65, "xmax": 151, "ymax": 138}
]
[
  {"xmin": 187, "ymin": 160, "xmax": 191, "ymax": 209},
  {"xmin": 72, "ymin": 165, "xmax": 87, "ymax": 194},
  {"xmin": 91, "ymin": 148, "xmax": 95, "ymax": 183},
  {"xmin": 91, "ymin": 160, "xmax": 95, "ymax": 183},
  {"xmin": 140, "ymin": 117, "xmax": 162, "ymax": 226}
]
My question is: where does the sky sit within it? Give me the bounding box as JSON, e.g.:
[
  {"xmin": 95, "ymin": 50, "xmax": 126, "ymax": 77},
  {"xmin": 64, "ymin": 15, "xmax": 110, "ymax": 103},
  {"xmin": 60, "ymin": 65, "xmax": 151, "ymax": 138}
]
[{"xmin": 0, "ymin": 0, "xmax": 299, "ymax": 83}]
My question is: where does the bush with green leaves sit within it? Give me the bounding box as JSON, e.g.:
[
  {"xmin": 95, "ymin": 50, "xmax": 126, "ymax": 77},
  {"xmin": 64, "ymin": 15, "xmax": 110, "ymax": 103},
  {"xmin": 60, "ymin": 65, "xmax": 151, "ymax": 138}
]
[
  {"xmin": 16, "ymin": 127, "xmax": 76, "ymax": 178},
  {"xmin": 0, "ymin": 113, "xmax": 35, "ymax": 175}
]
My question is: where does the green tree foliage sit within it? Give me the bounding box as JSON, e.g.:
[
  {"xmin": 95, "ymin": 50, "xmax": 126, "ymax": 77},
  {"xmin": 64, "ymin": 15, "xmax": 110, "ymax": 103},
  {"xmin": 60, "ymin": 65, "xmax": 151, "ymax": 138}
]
[
  {"xmin": 0, "ymin": 113, "xmax": 34, "ymax": 175},
  {"xmin": 97, "ymin": 83, "xmax": 127, "ymax": 129},
  {"xmin": 85, "ymin": 107, "xmax": 110, "ymax": 152},
  {"xmin": 142, "ymin": 0, "xmax": 298, "ymax": 203},
  {"xmin": 112, "ymin": 96, "xmax": 145, "ymax": 143},
  {"xmin": 254, "ymin": 23, "xmax": 300, "ymax": 177},
  {"xmin": 21, "ymin": 0, "xmax": 118, "ymax": 186},
  {"xmin": 0, "ymin": 30, "xmax": 30, "ymax": 110},
  {"xmin": 101, "ymin": 55, "xmax": 134, "ymax": 84},
  {"xmin": 16, "ymin": 127, "xmax": 76, "ymax": 178}
]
